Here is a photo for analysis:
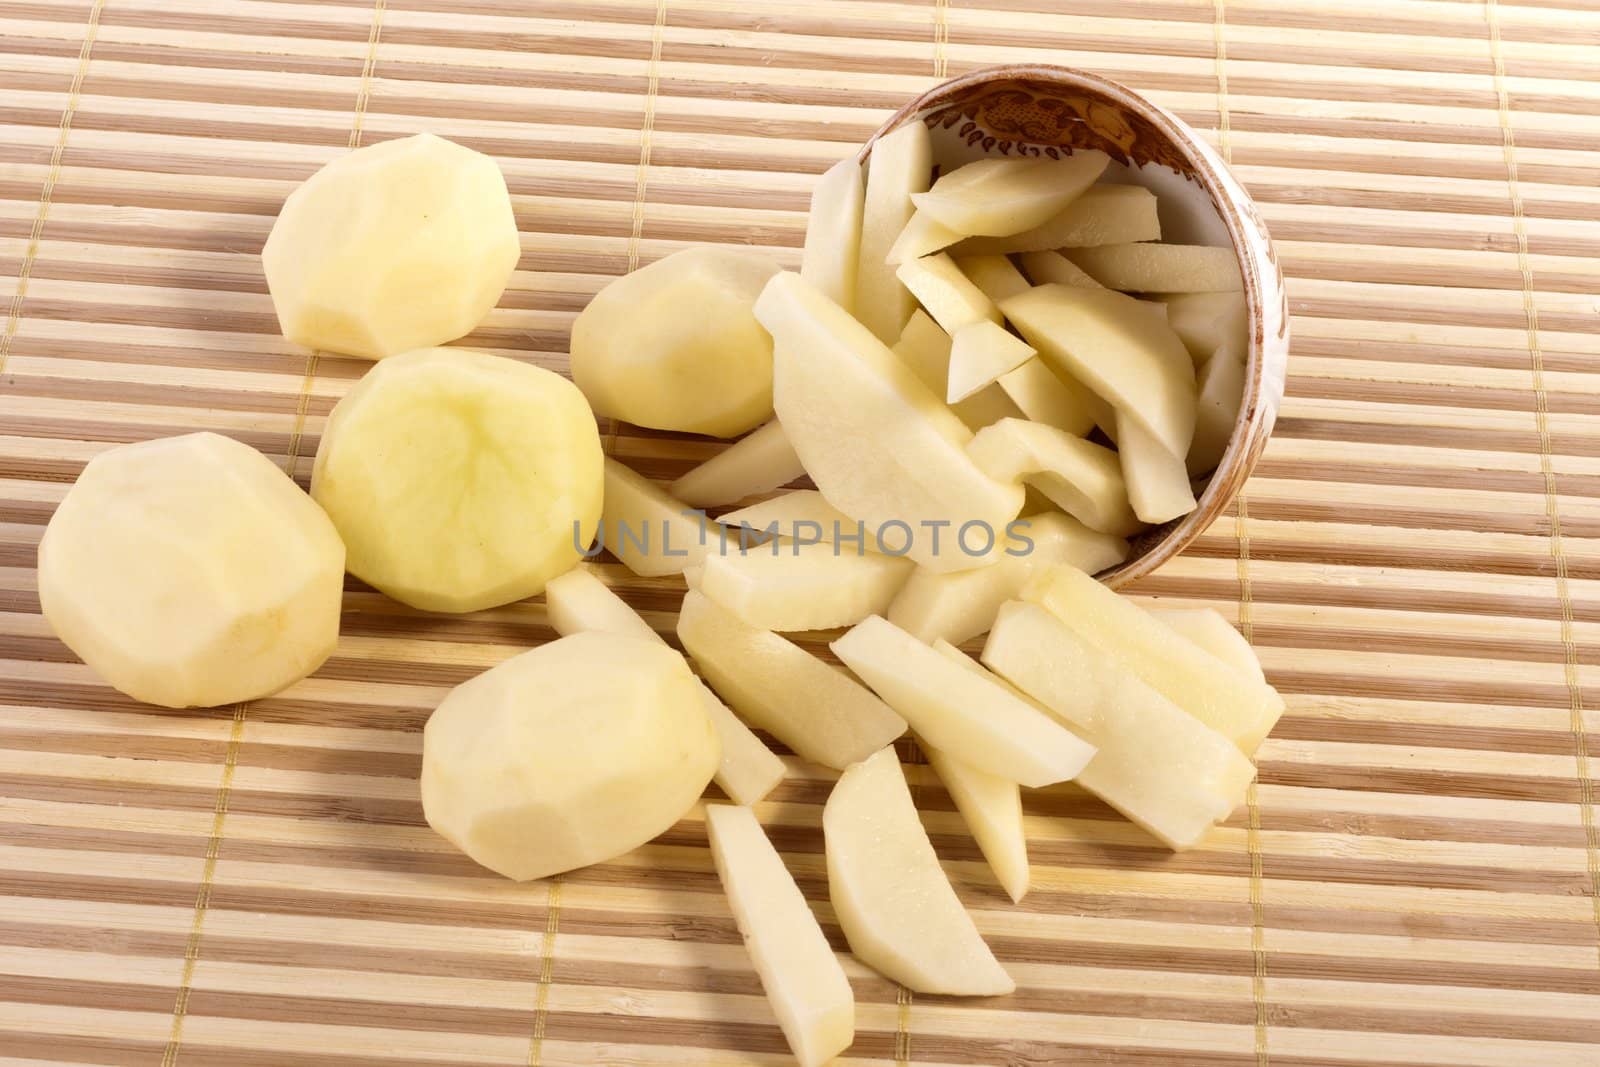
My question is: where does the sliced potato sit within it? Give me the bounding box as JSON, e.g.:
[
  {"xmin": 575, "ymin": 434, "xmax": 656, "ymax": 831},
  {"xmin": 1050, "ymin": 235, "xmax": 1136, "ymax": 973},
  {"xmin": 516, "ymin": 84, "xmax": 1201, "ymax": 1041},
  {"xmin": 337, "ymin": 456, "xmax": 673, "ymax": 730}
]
[
  {"xmin": 1018, "ymin": 249, "xmax": 1101, "ymax": 289},
  {"xmin": 825, "ymin": 748, "xmax": 1014, "ymax": 995},
  {"xmin": 1161, "ymin": 291, "xmax": 1248, "ymax": 364},
  {"xmin": 1114, "ymin": 412, "xmax": 1197, "ymax": 525},
  {"xmin": 887, "ymin": 209, "xmax": 962, "ymax": 265},
  {"xmin": 856, "ymin": 122, "xmax": 933, "ymax": 341},
  {"xmin": 968, "ymin": 418, "xmax": 1140, "ymax": 537},
  {"xmin": 542, "ymin": 565, "xmax": 662, "ymax": 645},
  {"xmin": 995, "ymin": 358, "xmax": 1097, "ymax": 436},
  {"xmin": 1065, "ymin": 243, "xmax": 1242, "ymax": 293},
  {"xmin": 896, "ymin": 252, "xmax": 1003, "ymax": 334},
  {"xmin": 698, "ymin": 539, "xmax": 913, "ymax": 632},
  {"xmin": 670, "ymin": 419, "xmax": 806, "ymax": 509},
  {"xmin": 947, "ymin": 321, "xmax": 1036, "ymax": 403},
  {"xmin": 892, "ymin": 311, "xmax": 1023, "ymax": 435},
  {"xmin": 922, "ymin": 741, "xmax": 1029, "ymax": 903},
  {"xmin": 1148, "ymin": 607, "xmax": 1265, "ymax": 684},
  {"xmin": 718, "ymin": 489, "xmax": 862, "ymax": 547},
  {"xmin": 954, "ymin": 184, "xmax": 1161, "ymax": 255},
  {"xmin": 910, "ymin": 152, "xmax": 1108, "ymax": 237},
  {"xmin": 801, "ymin": 158, "xmax": 865, "ymax": 312},
  {"xmin": 678, "ymin": 590, "xmax": 907, "ymax": 770},
  {"xmin": 954, "ymin": 253, "xmax": 1032, "ymax": 304},
  {"xmin": 1187, "ymin": 339, "xmax": 1246, "ymax": 476},
  {"xmin": 602, "ymin": 457, "xmax": 724, "ymax": 577}
]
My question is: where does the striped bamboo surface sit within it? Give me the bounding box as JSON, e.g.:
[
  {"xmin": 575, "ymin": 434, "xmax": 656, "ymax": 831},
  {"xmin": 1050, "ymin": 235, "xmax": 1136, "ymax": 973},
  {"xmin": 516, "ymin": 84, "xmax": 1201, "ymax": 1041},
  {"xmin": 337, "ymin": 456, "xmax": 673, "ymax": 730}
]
[{"xmin": 2, "ymin": 1, "xmax": 1598, "ymax": 1064}]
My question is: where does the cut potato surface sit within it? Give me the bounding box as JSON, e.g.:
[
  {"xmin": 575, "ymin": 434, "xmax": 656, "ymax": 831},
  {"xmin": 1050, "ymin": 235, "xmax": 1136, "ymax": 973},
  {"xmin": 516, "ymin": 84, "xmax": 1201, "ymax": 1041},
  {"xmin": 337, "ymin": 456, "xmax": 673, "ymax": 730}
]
[
  {"xmin": 1149, "ymin": 607, "xmax": 1266, "ymax": 684},
  {"xmin": 923, "ymin": 741, "xmax": 1029, "ymax": 903},
  {"xmin": 1066, "ymin": 243, "xmax": 1243, "ymax": 293},
  {"xmin": 955, "ymin": 253, "xmax": 1032, "ymax": 304},
  {"xmin": 887, "ymin": 512, "xmax": 1128, "ymax": 646},
  {"xmin": 421, "ymin": 632, "xmax": 719, "ymax": 880},
  {"xmin": 1114, "ymin": 412, "xmax": 1198, "ymax": 525},
  {"xmin": 543, "ymin": 565, "xmax": 663, "ymax": 646},
  {"xmin": 955, "ymin": 184, "xmax": 1161, "ymax": 255},
  {"xmin": 698, "ymin": 539, "xmax": 913, "ymax": 632},
  {"xmin": 670, "ymin": 420, "xmax": 806, "ymax": 509},
  {"xmin": 896, "ymin": 252, "xmax": 1003, "ymax": 334},
  {"xmin": 705, "ymin": 804, "xmax": 855, "ymax": 1067},
  {"xmin": 1018, "ymin": 249, "xmax": 1102, "ymax": 289},
  {"xmin": 39, "ymin": 432, "xmax": 345, "ymax": 709},
  {"xmin": 824, "ymin": 749, "xmax": 1015, "ymax": 995},
  {"xmin": 263, "ymin": 133, "xmax": 520, "ymax": 360},
  {"xmin": 572, "ymin": 246, "xmax": 782, "ymax": 437},
  {"xmin": 1022, "ymin": 565, "xmax": 1285, "ymax": 753},
  {"xmin": 911, "ymin": 152, "xmax": 1108, "ymax": 237},
  {"xmin": 678, "ymin": 590, "xmax": 906, "ymax": 770},
  {"xmin": 1001, "ymin": 284, "xmax": 1197, "ymax": 458},
  {"xmin": 968, "ymin": 419, "xmax": 1140, "ymax": 537},
  {"xmin": 1188, "ymin": 339, "xmax": 1246, "ymax": 476},
  {"xmin": 856, "ymin": 122, "xmax": 933, "ymax": 341},
  {"xmin": 718, "ymin": 490, "xmax": 864, "ymax": 547},
  {"xmin": 996, "ymin": 357, "xmax": 1098, "ymax": 436},
  {"xmin": 1162, "ymin": 291, "xmax": 1249, "ymax": 364},
  {"xmin": 312, "ymin": 347, "xmax": 603, "ymax": 613},
  {"xmin": 888, "ymin": 209, "xmax": 963, "ymax": 265},
  {"xmin": 601, "ymin": 458, "xmax": 724, "ymax": 578},
  {"xmin": 830, "ymin": 616, "xmax": 1096, "ymax": 787},
  {"xmin": 947, "ymin": 321, "xmax": 1036, "ymax": 403},
  {"xmin": 756, "ymin": 272, "xmax": 1023, "ymax": 573},
  {"xmin": 892, "ymin": 311, "xmax": 1022, "ymax": 436},
  {"xmin": 982, "ymin": 602, "xmax": 1256, "ymax": 850},
  {"xmin": 800, "ymin": 158, "xmax": 865, "ymax": 312}
]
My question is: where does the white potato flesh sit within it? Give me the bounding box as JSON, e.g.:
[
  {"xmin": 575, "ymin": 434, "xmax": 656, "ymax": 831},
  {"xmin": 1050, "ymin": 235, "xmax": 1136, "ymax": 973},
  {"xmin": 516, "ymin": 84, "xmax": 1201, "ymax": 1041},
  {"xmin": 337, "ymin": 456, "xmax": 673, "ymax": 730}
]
[
  {"xmin": 38, "ymin": 433, "xmax": 344, "ymax": 709},
  {"xmin": 705, "ymin": 804, "xmax": 855, "ymax": 1067},
  {"xmin": 982, "ymin": 602, "xmax": 1257, "ymax": 850},
  {"xmin": 1149, "ymin": 607, "xmax": 1266, "ymax": 684},
  {"xmin": 947, "ymin": 321, "xmax": 1036, "ymax": 403},
  {"xmin": 669, "ymin": 420, "xmax": 806, "ymax": 509},
  {"xmin": 1001, "ymin": 284, "xmax": 1197, "ymax": 457},
  {"xmin": 996, "ymin": 358, "xmax": 1097, "ymax": 436},
  {"xmin": 312, "ymin": 347, "xmax": 602, "ymax": 613},
  {"xmin": 886, "ymin": 512, "xmax": 1128, "ymax": 646},
  {"xmin": 895, "ymin": 252, "xmax": 1003, "ymax": 335},
  {"xmin": 800, "ymin": 158, "xmax": 865, "ymax": 312},
  {"xmin": 955, "ymin": 253, "xmax": 1032, "ymax": 303},
  {"xmin": 756, "ymin": 272, "xmax": 1024, "ymax": 573},
  {"xmin": 830, "ymin": 616, "xmax": 1096, "ymax": 787},
  {"xmin": 542, "ymin": 567, "xmax": 784, "ymax": 806},
  {"xmin": 923, "ymin": 742, "xmax": 1028, "ymax": 903},
  {"xmin": 910, "ymin": 152, "xmax": 1108, "ymax": 237},
  {"xmin": 1188, "ymin": 339, "xmax": 1246, "ymax": 476},
  {"xmin": 887, "ymin": 209, "xmax": 963, "ymax": 266},
  {"xmin": 699, "ymin": 539, "xmax": 913, "ymax": 632},
  {"xmin": 678, "ymin": 590, "xmax": 906, "ymax": 770},
  {"xmin": 824, "ymin": 749, "xmax": 1015, "ymax": 995},
  {"xmin": 421, "ymin": 632, "xmax": 719, "ymax": 880},
  {"xmin": 263, "ymin": 133, "xmax": 520, "ymax": 361},
  {"xmin": 1065, "ymin": 243, "xmax": 1243, "ymax": 293},
  {"xmin": 891, "ymin": 311, "xmax": 1022, "ymax": 436},
  {"xmin": 601, "ymin": 458, "xmax": 724, "ymax": 578},
  {"xmin": 572, "ymin": 246, "xmax": 782, "ymax": 437},
  {"xmin": 1161, "ymin": 291, "xmax": 1249, "ymax": 364},
  {"xmin": 1019, "ymin": 249, "xmax": 1102, "ymax": 289},
  {"xmin": 1022, "ymin": 565, "xmax": 1284, "ymax": 753},
  {"xmin": 718, "ymin": 490, "xmax": 860, "ymax": 547},
  {"xmin": 1114, "ymin": 412, "xmax": 1198, "ymax": 525},
  {"xmin": 954, "ymin": 185, "xmax": 1161, "ymax": 255},
  {"xmin": 968, "ymin": 419, "xmax": 1140, "ymax": 537},
  {"xmin": 856, "ymin": 122, "xmax": 933, "ymax": 341}
]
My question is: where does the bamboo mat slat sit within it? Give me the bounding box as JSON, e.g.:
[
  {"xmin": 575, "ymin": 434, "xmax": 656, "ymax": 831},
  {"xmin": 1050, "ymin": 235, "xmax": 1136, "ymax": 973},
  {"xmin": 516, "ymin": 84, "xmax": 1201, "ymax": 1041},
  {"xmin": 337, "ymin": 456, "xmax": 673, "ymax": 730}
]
[{"xmin": 1, "ymin": 0, "xmax": 1598, "ymax": 1064}]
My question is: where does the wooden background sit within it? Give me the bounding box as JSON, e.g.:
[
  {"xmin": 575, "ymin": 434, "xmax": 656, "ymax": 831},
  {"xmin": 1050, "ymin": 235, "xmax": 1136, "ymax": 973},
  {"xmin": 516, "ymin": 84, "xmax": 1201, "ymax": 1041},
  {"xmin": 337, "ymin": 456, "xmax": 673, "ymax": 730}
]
[{"xmin": 2, "ymin": 1, "xmax": 1598, "ymax": 1064}]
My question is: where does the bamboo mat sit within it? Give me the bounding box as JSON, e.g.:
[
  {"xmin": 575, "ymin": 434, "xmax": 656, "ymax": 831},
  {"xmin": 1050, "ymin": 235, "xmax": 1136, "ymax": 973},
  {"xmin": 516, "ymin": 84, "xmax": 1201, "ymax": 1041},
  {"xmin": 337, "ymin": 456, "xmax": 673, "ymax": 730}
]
[{"xmin": 1, "ymin": 0, "xmax": 1598, "ymax": 1064}]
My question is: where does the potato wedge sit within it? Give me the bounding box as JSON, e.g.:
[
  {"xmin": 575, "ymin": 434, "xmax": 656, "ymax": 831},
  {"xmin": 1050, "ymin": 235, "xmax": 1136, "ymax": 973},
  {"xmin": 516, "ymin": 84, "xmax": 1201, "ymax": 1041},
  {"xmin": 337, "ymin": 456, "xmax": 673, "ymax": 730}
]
[
  {"xmin": 995, "ymin": 358, "xmax": 1098, "ymax": 436},
  {"xmin": 887, "ymin": 209, "xmax": 963, "ymax": 265},
  {"xmin": 954, "ymin": 184, "xmax": 1161, "ymax": 255},
  {"xmin": 955, "ymin": 253, "xmax": 1032, "ymax": 304},
  {"xmin": 1114, "ymin": 412, "xmax": 1197, "ymax": 524},
  {"xmin": 1066, "ymin": 243, "xmax": 1242, "ymax": 293},
  {"xmin": 718, "ymin": 489, "xmax": 860, "ymax": 546},
  {"xmin": 1188, "ymin": 338, "xmax": 1246, "ymax": 476},
  {"xmin": 1018, "ymin": 249, "xmax": 1101, "ymax": 289},
  {"xmin": 896, "ymin": 252, "xmax": 1003, "ymax": 334},
  {"xmin": 699, "ymin": 539, "xmax": 912, "ymax": 632},
  {"xmin": 856, "ymin": 122, "xmax": 932, "ymax": 341},
  {"xmin": 1161, "ymin": 291, "xmax": 1248, "ymax": 364},
  {"xmin": 923, "ymin": 741, "xmax": 1029, "ymax": 903},
  {"xmin": 801, "ymin": 158, "xmax": 865, "ymax": 312},
  {"xmin": 910, "ymin": 152, "xmax": 1108, "ymax": 237},
  {"xmin": 601, "ymin": 458, "xmax": 726, "ymax": 577},
  {"xmin": 1149, "ymin": 607, "xmax": 1265, "ymax": 684},
  {"xmin": 892, "ymin": 311, "xmax": 1023, "ymax": 435},
  {"xmin": 968, "ymin": 419, "xmax": 1140, "ymax": 537},
  {"xmin": 670, "ymin": 420, "xmax": 806, "ymax": 509},
  {"xmin": 947, "ymin": 321, "xmax": 1036, "ymax": 403}
]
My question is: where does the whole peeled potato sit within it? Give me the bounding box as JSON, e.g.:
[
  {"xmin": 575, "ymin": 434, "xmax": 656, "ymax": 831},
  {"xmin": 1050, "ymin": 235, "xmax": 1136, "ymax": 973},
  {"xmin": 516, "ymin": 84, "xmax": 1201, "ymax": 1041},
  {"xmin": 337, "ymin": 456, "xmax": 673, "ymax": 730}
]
[
  {"xmin": 422, "ymin": 631, "xmax": 720, "ymax": 881},
  {"xmin": 571, "ymin": 246, "xmax": 781, "ymax": 437}
]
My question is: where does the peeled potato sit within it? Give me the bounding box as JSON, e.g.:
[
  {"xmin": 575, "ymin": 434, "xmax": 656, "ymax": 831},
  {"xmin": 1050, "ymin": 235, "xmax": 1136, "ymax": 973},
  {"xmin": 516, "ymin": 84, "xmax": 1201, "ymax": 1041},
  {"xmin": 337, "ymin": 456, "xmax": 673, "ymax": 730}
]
[
  {"xmin": 669, "ymin": 420, "xmax": 805, "ymax": 509},
  {"xmin": 955, "ymin": 184, "xmax": 1161, "ymax": 255},
  {"xmin": 911, "ymin": 152, "xmax": 1108, "ymax": 237},
  {"xmin": 856, "ymin": 122, "xmax": 932, "ymax": 342},
  {"xmin": 421, "ymin": 631, "xmax": 719, "ymax": 881},
  {"xmin": 263, "ymin": 133, "xmax": 520, "ymax": 360},
  {"xmin": 38, "ymin": 432, "xmax": 345, "ymax": 708},
  {"xmin": 571, "ymin": 246, "xmax": 782, "ymax": 437},
  {"xmin": 968, "ymin": 418, "xmax": 1140, "ymax": 537},
  {"xmin": 312, "ymin": 347, "xmax": 603, "ymax": 613},
  {"xmin": 1065, "ymin": 243, "xmax": 1243, "ymax": 293}
]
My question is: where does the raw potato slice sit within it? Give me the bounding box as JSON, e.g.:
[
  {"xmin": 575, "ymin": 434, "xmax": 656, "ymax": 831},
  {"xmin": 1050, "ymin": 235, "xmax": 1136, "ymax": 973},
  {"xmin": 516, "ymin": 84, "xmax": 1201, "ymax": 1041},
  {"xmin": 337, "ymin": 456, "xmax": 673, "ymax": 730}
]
[
  {"xmin": 719, "ymin": 489, "xmax": 862, "ymax": 547},
  {"xmin": 982, "ymin": 602, "xmax": 1257, "ymax": 850},
  {"xmin": 947, "ymin": 321, "xmax": 1036, "ymax": 403},
  {"xmin": 601, "ymin": 457, "xmax": 723, "ymax": 578},
  {"xmin": 705, "ymin": 804, "xmax": 855, "ymax": 1067},
  {"xmin": 888, "ymin": 209, "xmax": 963, "ymax": 265},
  {"xmin": 911, "ymin": 152, "xmax": 1109, "ymax": 236},
  {"xmin": 887, "ymin": 512, "xmax": 1128, "ymax": 646},
  {"xmin": 956, "ymin": 253, "xmax": 1032, "ymax": 304},
  {"xmin": 968, "ymin": 419, "xmax": 1140, "ymax": 537},
  {"xmin": 263, "ymin": 133, "xmax": 520, "ymax": 360},
  {"xmin": 1022, "ymin": 565, "xmax": 1285, "ymax": 753},
  {"xmin": 824, "ymin": 749, "xmax": 1015, "ymax": 995},
  {"xmin": 1114, "ymin": 412, "xmax": 1197, "ymax": 525},
  {"xmin": 670, "ymin": 420, "xmax": 806, "ymax": 508},
  {"xmin": 830, "ymin": 616, "xmax": 1096, "ymax": 787},
  {"xmin": 857, "ymin": 122, "xmax": 933, "ymax": 341},
  {"xmin": 996, "ymin": 358, "xmax": 1097, "ymax": 436},
  {"xmin": 1188, "ymin": 339, "xmax": 1246, "ymax": 476},
  {"xmin": 801, "ymin": 157, "xmax": 865, "ymax": 311},
  {"xmin": 756, "ymin": 272, "xmax": 1024, "ymax": 572},
  {"xmin": 896, "ymin": 253, "xmax": 1003, "ymax": 334},
  {"xmin": 698, "ymin": 539, "xmax": 913, "ymax": 632},
  {"xmin": 923, "ymin": 742, "xmax": 1028, "ymax": 903},
  {"xmin": 1161, "ymin": 291, "xmax": 1249, "ymax": 364},
  {"xmin": 893, "ymin": 312, "xmax": 1022, "ymax": 436},
  {"xmin": 1065, "ymin": 243, "xmax": 1243, "ymax": 293},
  {"xmin": 421, "ymin": 632, "xmax": 719, "ymax": 880},
  {"xmin": 955, "ymin": 184, "xmax": 1161, "ymax": 255},
  {"xmin": 678, "ymin": 590, "xmax": 906, "ymax": 770},
  {"xmin": 1001, "ymin": 284, "xmax": 1197, "ymax": 457},
  {"xmin": 541, "ymin": 566, "xmax": 785, "ymax": 805},
  {"xmin": 1019, "ymin": 249, "xmax": 1101, "ymax": 289},
  {"xmin": 39, "ymin": 433, "xmax": 344, "ymax": 709},
  {"xmin": 313, "ymin": 347, "xmax": 603, "ymax": 613},
  {"xmin": 1149, "ymin": 607, "xmax": 1266, "ymax": 684}
]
